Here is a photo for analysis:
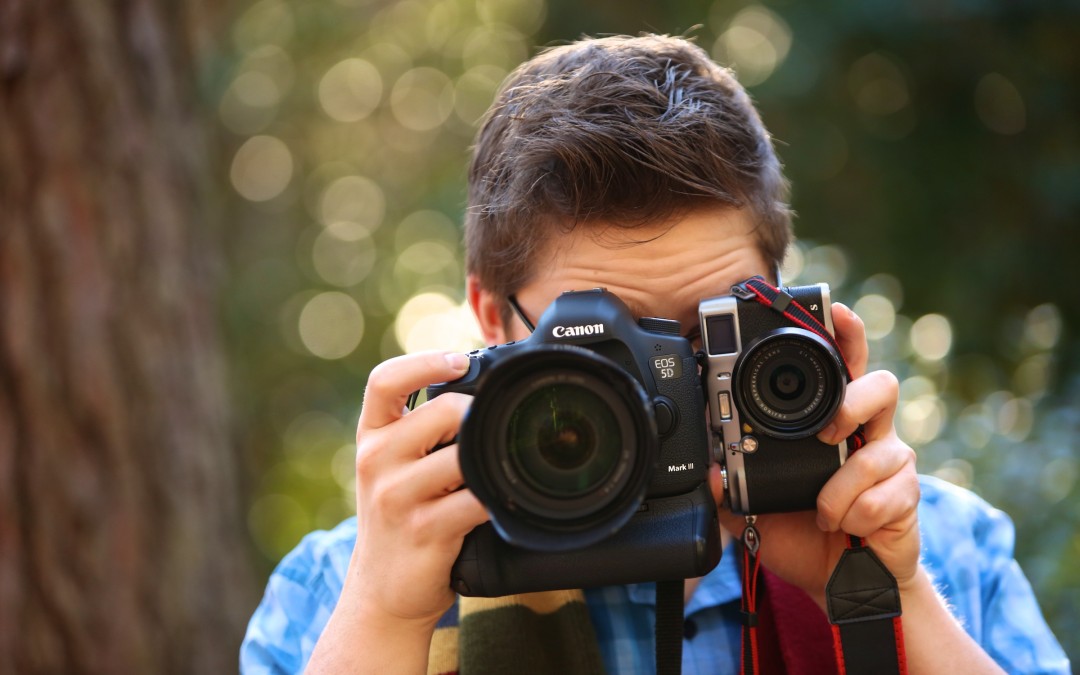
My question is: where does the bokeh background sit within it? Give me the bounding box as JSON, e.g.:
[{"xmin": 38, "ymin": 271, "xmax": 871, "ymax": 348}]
[
  {"xmin": 222, "ymin": 0, "xmax": 1079, "ymax": 661},
  {"xmin": 3, "ymin": 0, "xmax": 1077, "ymax": 671}
]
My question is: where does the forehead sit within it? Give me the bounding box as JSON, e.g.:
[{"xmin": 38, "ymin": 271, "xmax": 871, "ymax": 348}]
[{"xmin": 514, "ymin": 206, "xmax": 772, "ymax": 329}]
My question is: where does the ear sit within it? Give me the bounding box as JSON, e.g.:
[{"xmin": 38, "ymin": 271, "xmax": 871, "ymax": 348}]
[{"xmin": 467, "ymin": 274, "xmax": 511, "ymax": 346}]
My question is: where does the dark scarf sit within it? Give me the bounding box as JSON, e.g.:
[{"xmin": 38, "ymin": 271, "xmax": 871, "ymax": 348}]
[{"xmin": 427, "ymin": 573, "xmax": 837, "ymax": 675}]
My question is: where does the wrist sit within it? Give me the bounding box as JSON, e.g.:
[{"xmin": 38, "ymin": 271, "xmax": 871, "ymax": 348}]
[
  {"xmin": 307, "ymin": 586, "xmax": 439, "ymax": 675},
  {"xmin": 896, "ymin": 562, "xmax": 934, "ymax": 600}
]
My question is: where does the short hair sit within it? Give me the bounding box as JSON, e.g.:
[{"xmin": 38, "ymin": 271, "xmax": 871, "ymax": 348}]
[{"xmin": 464, "ymin": 34, "xmax": 792, "ymax": 321}]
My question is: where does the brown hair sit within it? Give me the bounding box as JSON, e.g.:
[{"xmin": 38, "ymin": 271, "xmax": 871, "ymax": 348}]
[{"xmin": 464, "ymin": 34, "xmax": 792, "ymax": 320}]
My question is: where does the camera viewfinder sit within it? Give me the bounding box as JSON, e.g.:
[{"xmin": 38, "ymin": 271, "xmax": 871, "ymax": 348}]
[{"xmin": 706, "ymin": 314, "xmax": 737, "ymax": 355}]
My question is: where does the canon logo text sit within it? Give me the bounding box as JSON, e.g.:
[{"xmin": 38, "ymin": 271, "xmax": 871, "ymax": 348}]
[{"xmin": 552, "ymin": 323, "xmax": 605, "ymax": 338}]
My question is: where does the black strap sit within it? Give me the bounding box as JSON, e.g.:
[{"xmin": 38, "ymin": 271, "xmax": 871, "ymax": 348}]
[
  {"xmin": 655, "ymin": 579, "xmax": 685, "ymax": 675},
  {"xmin": 827, "ymin": 536, "xmax": 907, "ymax": 674}
]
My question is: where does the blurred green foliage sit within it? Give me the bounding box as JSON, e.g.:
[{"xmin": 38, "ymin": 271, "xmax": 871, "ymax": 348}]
[{"xmin": 212, "ymin": 0, "xmax": 1079, "ymax": 662}]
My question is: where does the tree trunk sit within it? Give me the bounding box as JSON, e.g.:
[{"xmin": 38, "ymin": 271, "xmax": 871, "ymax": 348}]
[{"xmin": 0, "ymin": 1, "xmax": 254, "ymax": 672}]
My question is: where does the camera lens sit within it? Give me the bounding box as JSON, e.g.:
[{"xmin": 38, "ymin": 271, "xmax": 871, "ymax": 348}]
[
  {"xmin": 507, "ymin": 383, "xmax": 623, "ymax": 498},
  {"xmin": 735, "ymin": 328, "xmax": 845, "ymax": 439},
  {"xmin": 458, "ymin": 345, "xmax": 657, "ymax": 552},
  {"xmin": 769, "ymin": 364, "xmax": 806, "ymax": 401}
]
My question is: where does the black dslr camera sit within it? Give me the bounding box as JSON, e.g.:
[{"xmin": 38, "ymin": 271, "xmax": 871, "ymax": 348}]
[
  {"xmin": 427, "ymin": 289, "xmax": 721, "ymax": 597},
  {"xmin": 698, "ymin": 279, "xmax": 849, "ymax": 515}
]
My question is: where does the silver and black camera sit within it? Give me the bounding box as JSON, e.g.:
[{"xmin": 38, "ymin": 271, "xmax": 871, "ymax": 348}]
[
  {"xmin": 427, "ymin": 288, "xmax": 721, "ymax": 597},
  {"xmin": 699, "ymin": 280, "xmax": 849, "ymax": 515}
]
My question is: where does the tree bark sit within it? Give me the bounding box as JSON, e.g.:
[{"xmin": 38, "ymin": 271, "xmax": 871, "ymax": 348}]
[{"xmin": 0, "ymin": 1, "xmax": 254, "ymax": 673}]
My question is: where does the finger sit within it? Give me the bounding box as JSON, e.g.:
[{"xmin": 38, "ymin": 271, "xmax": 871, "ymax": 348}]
[
  {"xmin": 355, "ymin": 393, "xmax": 472, "ymax": 483},
  {"xmin": 413, "ymin": 486, "xmax": 491, "ymax": 545},
  {"xmin": 359, "ymin": 351, "xmax": 471, "ymax": 430},
  {"xmin": 815, "ymin": 437, "xmax": 916, "ymax": 532},
  {"xmin": 378, "ymin": 443, "xmax": 470, "ymax": 512},
  {"xmin": 836, "ymin": 468, "xmax": 921, "ymax": 538},
  {"xmin": 830, "ymin": 302, "xmax": 868, "ymax": 380},
  {"xmin": 391, "ymin": 392, "xmax": 473, "ymax": 459},
  {"xmin": 817, "ymin": 370, "xmax": 899, "ymax": 445}
]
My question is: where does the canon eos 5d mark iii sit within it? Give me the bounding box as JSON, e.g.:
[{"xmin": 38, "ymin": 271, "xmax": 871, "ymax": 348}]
[
  {"xmin": 427, "ymin": 289, "xmax": 721, "ymax": 597},
  {"xmin": 699, "ymin": 278, "xmax": 850, "ymax": 515}
]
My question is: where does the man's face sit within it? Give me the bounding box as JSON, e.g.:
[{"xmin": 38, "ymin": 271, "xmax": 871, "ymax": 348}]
[{"xmin": 490, "ymin": 205, "xmax": 771, "ymax": 344}]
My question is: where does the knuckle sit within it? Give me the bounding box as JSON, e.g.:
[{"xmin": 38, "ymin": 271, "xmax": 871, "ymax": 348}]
[
  {"xmin": 849, "ymin": 447, "xmax": 884, "ymax": 481},
  {"xmin": 405, "ymin": 506, "xmax": 437, "ymax": 544},
  {"xmin": 354, "ymin": 444, "xmax": 377, "ymax": 480},
  {"xmin": 370, "ymin": 475, "xmax": 405, "ymax": 514},
  {"xmin": 871, "ymin": 370, "xmax": 900, "ymax": 398},
  {"xmin": 900, "ymin": 443, "xmax": 917, "ymax": 467},
  {"xmin": 363, "ymin": 360, "xmax": 397, "ymax": 400},
  {"xmin": 904, "ymin": 471, "xmax": 922, "ymax": 509},
  {"xmin": 853, "ymin": 490, "xmax": 887, "ymax": 523},
  {"xmin": 354, "ymin": 434, "xmax": 387, "ymax": 482},
  {"xmin": 816, "ymin": 492, "xmax": 842, "ymax": 524}
]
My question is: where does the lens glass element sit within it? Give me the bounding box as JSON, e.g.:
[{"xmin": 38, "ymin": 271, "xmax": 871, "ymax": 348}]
[
  {"xmin": 762, "ymin": 359, "xmax": 814, "ymax": 411},
  {"xmin": 507, "ymin": 383, "xmax": 622, "ymax": 498},
  {"xmin": 737, "ymin": 331, "xmax": 844, "ymax": 438}
]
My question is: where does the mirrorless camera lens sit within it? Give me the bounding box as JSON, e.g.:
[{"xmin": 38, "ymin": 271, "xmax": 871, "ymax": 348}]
[
  {"xmin": 459, "ymin": 345, "xmax": 657, "ymax": 552},
  {"xmin": 735, "ymin": 328, "xmax": 845, "ymax": 439}
]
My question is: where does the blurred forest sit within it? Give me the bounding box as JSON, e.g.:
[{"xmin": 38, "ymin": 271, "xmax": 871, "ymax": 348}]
[
  {"xmin": 2, "ymin": 0, "xmax": 1077, "ymax": 671},
  {"xmin": 219, "ymin": 0, "xmax": 1080, "ymax": 664}
]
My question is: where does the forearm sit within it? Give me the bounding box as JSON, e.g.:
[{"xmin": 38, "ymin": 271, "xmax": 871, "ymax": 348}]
[
  {"xmin": 305, "ymin": 590, "xmax": 436, "ymax": 675},
  {"xmin": 898, "ymin": 566, "xmax": 1004, "ymax": 675}
]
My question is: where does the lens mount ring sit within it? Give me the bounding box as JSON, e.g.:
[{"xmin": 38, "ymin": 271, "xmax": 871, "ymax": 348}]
[
  {"xmin": 733, "ymin": 327, "xmax": 846, "ymax": 440},
  {"xmin": 458, "ymin": 344, "xmax": 658, "ymax": 552}
]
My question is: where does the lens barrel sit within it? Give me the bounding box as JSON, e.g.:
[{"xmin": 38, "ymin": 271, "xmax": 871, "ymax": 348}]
[
  {"xmin": 458, "ymin": 345, "xmax": 658, "ymax": 552},
  {"xmin": 734, "ymin": 327, "xmax": 846, "ymax": 439}
]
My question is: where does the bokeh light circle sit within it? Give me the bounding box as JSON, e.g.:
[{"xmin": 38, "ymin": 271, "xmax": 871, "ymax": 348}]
[{"xmin": 298, "ymin": 292, "xmax": 365, "ymax": 359}]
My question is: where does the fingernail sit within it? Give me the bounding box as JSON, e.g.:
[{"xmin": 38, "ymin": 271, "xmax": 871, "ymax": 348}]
[
  {"xmin": 445, "ymin": 352, "xmax": 470, "ymax": 372},
  {"xmin": 816, "ymin": 513, "xmax": 830, "ymax": 532}
]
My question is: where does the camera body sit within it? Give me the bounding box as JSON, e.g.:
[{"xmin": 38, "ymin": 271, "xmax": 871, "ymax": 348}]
[
  {"xmin": 699, "ymin": 282, "xmax": 848, "ymax": 515},
  {"xmin": 427, "ymin": 288, "xmax": 720, "ymax": 596}
]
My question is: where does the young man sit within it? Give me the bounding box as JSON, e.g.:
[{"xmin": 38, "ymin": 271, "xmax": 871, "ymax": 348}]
[{"xmin": 241, "ymin": 35, "xmax": 1069, "ymax": 674}]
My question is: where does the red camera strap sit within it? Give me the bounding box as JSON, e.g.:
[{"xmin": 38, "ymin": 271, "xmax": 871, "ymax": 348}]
[
  {"xmin": 732, "ymin": 277, "xmax": 906, "ymax": 675},
  {"xmin": 739, "ymin": 523, "xmax": 763, "ymax": 675}
]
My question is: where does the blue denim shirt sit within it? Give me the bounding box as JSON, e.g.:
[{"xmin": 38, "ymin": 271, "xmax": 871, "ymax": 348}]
[{"xmin": 240, "ymin": 475, "xmax": 1070, "ymax": 674}]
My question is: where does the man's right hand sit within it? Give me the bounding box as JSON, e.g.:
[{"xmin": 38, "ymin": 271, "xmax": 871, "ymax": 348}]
[{"xmin": 306, "ymin": 351, "xmax": 489, "ymax": 674}]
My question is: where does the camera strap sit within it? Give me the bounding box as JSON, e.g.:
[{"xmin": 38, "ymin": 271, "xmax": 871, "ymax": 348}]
[
  {"xmin": 739, "ymin": 520, "xmax": 763, "ymax": 675},
  {"xmin": 731, "ymin": 277, "xmax": 907, "ymax": 675},
  {"xmin": 730, "ymin": 276, "xmax": 858, "ymax": 386},
  {"xmin": 655, "ymin": 579, "xmax": 685, "ymax": 675},
  {"xmin": 737, "ymin": 526, "xmax": 906, "ymax": 675}
]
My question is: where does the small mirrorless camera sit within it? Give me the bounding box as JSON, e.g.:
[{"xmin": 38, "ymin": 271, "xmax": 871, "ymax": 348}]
[
  {"xmin": 426, "ymin": 280, "xmax": 848, "ymax": 596},
  {"xmin": 427, "ymin": 289, "xmax": 721, "ymax": 597},
  {"xmin": 698, "ymin": 281, "xmax": 848, "ymax": 515}
]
